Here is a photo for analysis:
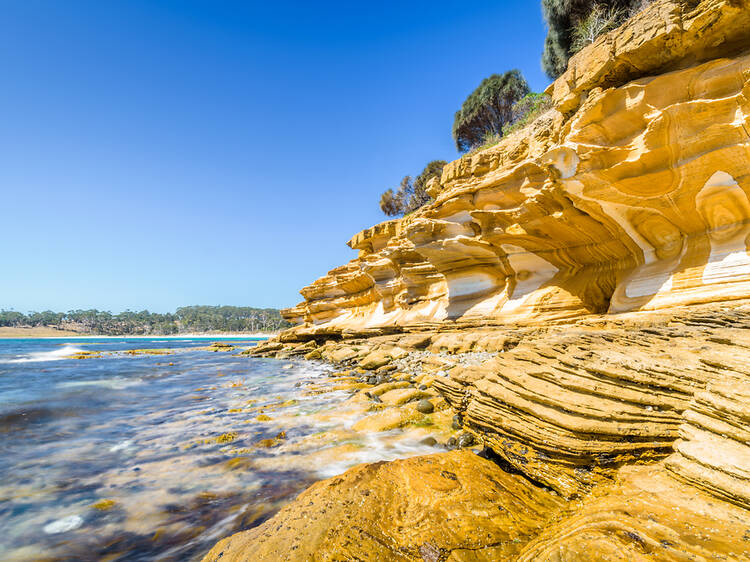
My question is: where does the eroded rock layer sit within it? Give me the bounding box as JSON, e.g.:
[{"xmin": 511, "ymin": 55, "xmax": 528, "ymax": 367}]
[{"xmin": 434, "ymin": 304, "xmax": 750, "ymax": 498}]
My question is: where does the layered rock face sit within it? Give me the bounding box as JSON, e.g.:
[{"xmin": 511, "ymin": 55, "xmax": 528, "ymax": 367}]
[
  {"xmin": 434, "ymin": 304, "xmax": 750, "ymax": 499},
  {"xmin": 207, "ymin": 1, "xmax": 750, "ymax": 560},
  {"xmin": 283, "ymin": 0, "xmax": 750, "ymax": 336}
]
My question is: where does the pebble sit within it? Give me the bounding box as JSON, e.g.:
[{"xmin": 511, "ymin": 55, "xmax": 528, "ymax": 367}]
[
  {"xmin": 416, "ymin": 399, "xmax": 434, "ymax": 414},
  {"xmin": 452, "ymin": 415, "xmax": 462, "ymax": 430}
]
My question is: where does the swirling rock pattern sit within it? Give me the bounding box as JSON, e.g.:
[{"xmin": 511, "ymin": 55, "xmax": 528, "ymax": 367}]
[
  {"xmin": 282, "ymin": 0, "xmax": 750, "ymax": 338},
  {"xmin": 517, "ymin": 464, "xmax": 750, "ymax": 561}
]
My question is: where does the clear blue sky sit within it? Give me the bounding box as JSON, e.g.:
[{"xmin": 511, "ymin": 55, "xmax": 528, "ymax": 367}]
[{"xmin": 1, "ymin": 1, "xmax": 549, "ymax": 313}]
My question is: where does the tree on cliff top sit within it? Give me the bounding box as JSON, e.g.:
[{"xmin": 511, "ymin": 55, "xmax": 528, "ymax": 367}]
[
  {"xmin": 541, "ymin": 0, "xmax": 653, "ymax": 79},
  {"xmin": 410, "ymin": 159, "xmax": 447, "ymax": 211},
  {"xmin": 379, "ymin": 160, "xmax": 447, "ymax": 217},
  {"xmin": 380, "ymin": 187, "xmax": 403, "ymax": 217},
  {"xmin": 452, "ymin": 70, "xmax": 530, "ymax": 153}
]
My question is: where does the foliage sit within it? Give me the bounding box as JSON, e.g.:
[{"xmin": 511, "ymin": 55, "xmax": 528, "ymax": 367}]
[
  {"xmin": 410, "ymin": 159, "xmax": 447, "ymax": 211},
  {"xmin": 452, "ymin": 70, "xmax": 530, "ymax": 153},
  {"xmin": 541, "ymin": 0, "xmax": 654, "ymax": 79},
  {"xmin": 379, "ymin": 188, "xmax": 402, "ymax": 217},
  {"xmin": 570, "ymin": 4, "xmax": 624, "ymax": 52},
  {"xmin": 464, "ymin": 93, "xmax": 553, "ymax": 156},
  {"xmin": 0, "ymin": 305, "xmax": 290, "ymax": 335},
  {"xmin": 466, "ymin": 132, "xmax": 504, "ymax": 156},
  {"xmin": 379, "ymin": 160, "xmax": 447, "ymax": 217},
  {"xmin": 502, "ymin": 93, "xmax": 553, "ymax": 136}
]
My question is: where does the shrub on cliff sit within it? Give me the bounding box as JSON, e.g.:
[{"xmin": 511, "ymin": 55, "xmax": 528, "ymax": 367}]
[
  {"xmin": 411, "ymin": 160, "xmax": 447, "ymax": 210},
  {"xmin": 452, "ymin": 70, "xmax": 530, "ymax": 153},
  {"xmin": 541, "ymin": 0, "xmax": 654, "ymax": 79},
  {"xmin": 379, "ymin": 160, "xmax": 447, "ymax": 217},
  {"xmin": 463, "ymin": 93, "xmax": 552, "ymax": 156},
  {"xmin": 502, "ymin": 93, "xmax": 553, "ymax": 136}
]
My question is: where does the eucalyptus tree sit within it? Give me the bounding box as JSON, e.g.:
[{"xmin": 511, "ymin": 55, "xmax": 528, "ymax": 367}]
[{"xmin": 452, "ymin": 70, "xmax": 530, "ymax": 152}]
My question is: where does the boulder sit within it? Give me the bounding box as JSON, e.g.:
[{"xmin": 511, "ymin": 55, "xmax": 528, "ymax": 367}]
[{"xmin": 202, "ymin": 451, "xmax": 565, "ymax": 562}]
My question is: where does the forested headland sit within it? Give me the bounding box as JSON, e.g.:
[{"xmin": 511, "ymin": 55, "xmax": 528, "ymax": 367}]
[{"xmin": 0, "ymin": 305, "xmax": 290, "ymax": 335}]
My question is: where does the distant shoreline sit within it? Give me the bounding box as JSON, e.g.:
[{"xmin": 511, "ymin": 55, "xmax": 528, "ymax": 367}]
[{"xmin": 0, "ymin": 326, "xmax": 275, "ymax": 339}]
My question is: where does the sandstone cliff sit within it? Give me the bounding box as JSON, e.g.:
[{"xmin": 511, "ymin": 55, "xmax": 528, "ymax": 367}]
[
  {"xmin": 207, "ymin": 1, "xmax": 750, "ymax": 559},
  {"xmin": 283, "ymin": 0, "xmax": 750, "ymax": 335}
]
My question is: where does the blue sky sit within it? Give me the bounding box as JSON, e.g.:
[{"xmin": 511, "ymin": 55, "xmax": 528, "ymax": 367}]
[{"xmin": 1, "ymin": 1, "xmax": 549, "ymax": 313}]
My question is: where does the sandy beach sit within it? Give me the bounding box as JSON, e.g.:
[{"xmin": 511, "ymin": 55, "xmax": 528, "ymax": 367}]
[{"xmin": 0, "ymin": 326, "xmax": 275, "ymax": 339}]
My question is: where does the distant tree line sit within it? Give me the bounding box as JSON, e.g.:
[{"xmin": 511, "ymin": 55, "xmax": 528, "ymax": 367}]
[{"xmin": 0, "ymin": 305, "xmax": 290, "ymax": 335}]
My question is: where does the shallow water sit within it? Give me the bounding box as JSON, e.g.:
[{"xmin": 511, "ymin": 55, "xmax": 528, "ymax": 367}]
[{"xmin": 0, "ymin": 338, "xmax": 438, "ymax": 561}]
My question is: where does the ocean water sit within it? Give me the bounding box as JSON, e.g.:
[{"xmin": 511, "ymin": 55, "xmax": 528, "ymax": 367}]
[{"xmin": 0, "ymin": 338, "xmax": 437, "ymax": 561}]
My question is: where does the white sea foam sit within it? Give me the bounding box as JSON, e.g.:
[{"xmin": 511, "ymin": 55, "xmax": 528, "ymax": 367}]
[
  {"xmin": 5, "ymin": 345, "xmax": 86, "ymax": 364},
  {"xmin": 43, "ymin": 515, "xmax": 83, "ymax": 534},
  {"xmin": 58, "ymin": 377, "xmax": 142, "ymax": 390},
  {"xmin": 109, "ymin": 440, "xmax": 133, "ymax": 452}
]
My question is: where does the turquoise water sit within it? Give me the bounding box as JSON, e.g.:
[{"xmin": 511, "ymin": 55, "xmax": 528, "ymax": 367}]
[{"xmin": 0, "ymin": 337, "xmax": 345, "ymax": 561}]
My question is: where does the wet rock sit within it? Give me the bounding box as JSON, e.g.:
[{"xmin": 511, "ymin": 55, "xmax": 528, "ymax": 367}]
[
  {"xmin": 457, "ymin": 433, "xmax": 475, "ymax": 448},
  {"xmin": 369, "ymin": 381, "xmax": 410, "ymax": 396},
  {"xmin": 380, "ymin": 389, "xmax": 430, "ymax": 407},
  {"xmin": 420, "ymin": 437, "xmax": 438, "ymax": 447},
  {"xmin": 416, "ymin": 400, "xmax": 434, "ymax": 414},
  {"xmin": 304, "ymin": 349, "xmax": 322, "ymax": 360},
  {"xmin": 452, "ymin": 414, "xmax": 462, "ymax": 430},
  {"xmin": 202, "ymin": 451, "xmax": 565, "ymax": 561},
  {"xmin": 445, "ymin": 437, "xmax": 457, "ymax": 449},
  {"xmin": 328, "ymin": 347, "xmax": 358, "ymax": 364},
  {"xmin": 352, "ymin": 406, "xmax": 422, "ymax": 432},
  {"xmin": 375, "ymin": 374, "xmax": 391, "ymax": 385}
]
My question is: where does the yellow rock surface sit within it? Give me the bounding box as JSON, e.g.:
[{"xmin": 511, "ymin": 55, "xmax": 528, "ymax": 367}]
[
  {"xmin": 379, "ymin": 387, "xmax": 430, "ymax": 406},
  {"xmin": 202, "ymin": 451, "xmax": 566, "ymax": 562},
  {"xmin": 351, "ymin": 403, "xmax": 422, "ymax": 432},
  {"xmin": 517, "ymin": 463, "xmax": 750, "ymax": 561}
]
